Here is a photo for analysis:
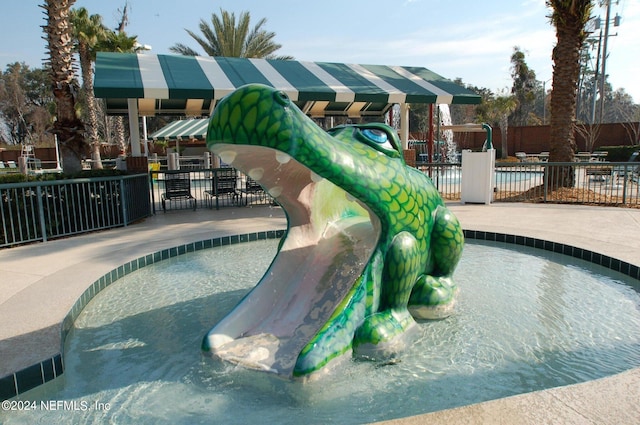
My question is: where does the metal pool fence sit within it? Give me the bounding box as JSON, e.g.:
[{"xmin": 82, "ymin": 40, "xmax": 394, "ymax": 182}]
[
  {"xmin": 0, "ymin": 174, "xmax": 151, "ymax": 248},
  {"xmin": 2, "ymin": 162, "xmax": 637, "ymax": 249},
  {"xmin": 420, "ymin": 161, "xmax": 639, "ymax": 206},
  {"xmin": 151, "ymin": 162, "xmax": 639, "ymax": 210}
]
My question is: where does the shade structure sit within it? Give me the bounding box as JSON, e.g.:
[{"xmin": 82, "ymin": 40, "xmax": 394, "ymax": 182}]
[
  {"xmin": 94, "ymin": 52, "xmax": 481, "ymax": 117},
  {"xmin": 149, "ymin": 118, "xmax": 208, "ymax": 141}
]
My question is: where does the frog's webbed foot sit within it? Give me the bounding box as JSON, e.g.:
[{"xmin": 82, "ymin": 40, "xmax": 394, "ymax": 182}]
[
  {"xmin": 409, "ymin": 205, "xmax": 464, "ymax": 320},
  {"xmin": 353, "ymin": 309, "xmax": 418, "ymax": 360},
  {"xmin": 353, "ymin": 232, "xmax": 419, "ymax": 359},
  {"xmin": 408, "ymin": 275, "xmax": 459, "ymax": 319}
]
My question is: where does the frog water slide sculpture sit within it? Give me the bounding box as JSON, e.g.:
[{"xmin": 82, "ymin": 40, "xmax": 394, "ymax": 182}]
[{"xmin": 203, "ymin": 84, "xmax": 464, "ymax": 379}]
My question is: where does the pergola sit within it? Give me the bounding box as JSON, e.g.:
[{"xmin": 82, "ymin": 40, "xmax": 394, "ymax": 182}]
[{"xmin": 93, "ymin": 52, "xmax": 481, "ymax": 158}]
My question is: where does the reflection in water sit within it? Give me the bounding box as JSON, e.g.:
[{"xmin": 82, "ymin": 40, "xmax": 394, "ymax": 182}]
[{"xmin": 538, "ymin": 261, "xmax": 569, "ymax": 339}]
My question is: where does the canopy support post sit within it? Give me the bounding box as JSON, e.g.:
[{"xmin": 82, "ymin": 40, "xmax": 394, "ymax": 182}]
[
  {"xmin": 400, "ymin": 103, "xmax": 410, "ymax": 150},
  {"xmin": 127, "ymin": 99, "xmax": 142, "ymax": 157},
  {"xmin": 428, "ymin": 104, "xmax": 435, "ymax": 165}
]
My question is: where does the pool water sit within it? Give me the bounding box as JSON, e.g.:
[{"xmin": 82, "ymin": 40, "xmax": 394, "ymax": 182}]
[
  {"xmin": 428, "ymin": 168, "xmax": 542, "ymax": 184},
  {"xmin": 3, "ymin": 239, "xmax": 640, "ymax": 424}
]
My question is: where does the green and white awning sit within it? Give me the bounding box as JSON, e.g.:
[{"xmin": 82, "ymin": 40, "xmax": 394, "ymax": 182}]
[
  {"xmin": 149, "ymin": 118, "xmax": 208, "ymax": 141},
  {"xmin": 94, "ymin": 52, "xmax": 481, "ymax": 117}
]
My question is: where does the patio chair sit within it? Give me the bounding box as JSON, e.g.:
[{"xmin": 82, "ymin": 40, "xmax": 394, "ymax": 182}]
[
  {"xmin": 239, "ymin": 175, "xmax": 267, "ymax": 206},
  {"xmin": 161, "ymin": 172, "xmax": 196, "ymax": 212},
  {"xmin": 204, "ymin": 167, "xmax": 239, "ymax": 210}
]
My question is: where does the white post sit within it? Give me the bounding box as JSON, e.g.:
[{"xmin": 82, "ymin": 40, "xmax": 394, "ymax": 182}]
[
  {"xmin": 54, "ymin": 136, "xmax": 62, "ymax": 170},
  {"xmin": 169, "ymin": 152, "xmax": 181, "ymax": 170},
  {"xmin": 18, "ymin": 157, "xmax": 28, "ymax": 174},
  {"xmin": 127, "ymin": 99, "xmax": 142, "ymax": 156},
  {"xmin": 142, "ymin": 116, "xmax": 149, "ymax": 157}
]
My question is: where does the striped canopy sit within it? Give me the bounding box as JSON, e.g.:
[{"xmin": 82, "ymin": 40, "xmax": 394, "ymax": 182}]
[
  {"xmin": 149, "ymin": 118, "xmax": 208, "ymax": 141},
  {"xmin": 94, "ymin": 52, "xmax": 481, "ymax": 117}
]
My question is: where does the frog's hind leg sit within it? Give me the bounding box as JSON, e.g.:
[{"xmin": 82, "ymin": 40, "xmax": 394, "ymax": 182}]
[
  {"xmin": 409, "ymin": 205, "xmax": 464, "ymax": 320},
  {"xmin": 353, "ymin": 231, "xmax": 420, "ymax": 360}
]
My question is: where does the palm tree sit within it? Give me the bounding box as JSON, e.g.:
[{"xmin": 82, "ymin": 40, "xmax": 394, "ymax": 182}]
[
  {"xmin": 546, "ymin": 0, "xmax": 594, "ymax": 186},
  {"xmin": 100, "ymin": 30, "xmax": 139, "ymax": 53},
  {"xmin": 71, "ymin": 7, "xmax": 108, "ymax": 169},
  {"xmin": 171, "ymin": 9, "xmax": 292, "ymax": 59},
  {"xmin": 510, "ymin": 47, "xmax": 538, "ymax": 126},
  {"xmin": 96, "ymin": 6, "xmax": 140, "ymax": 157},
  {"xmin": 42, "ymin": 0, "xmax": 85, "ymax": 173}
]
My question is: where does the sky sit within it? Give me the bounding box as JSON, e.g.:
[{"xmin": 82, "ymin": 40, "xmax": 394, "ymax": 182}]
[{"xmin": 1, "ymin": 0, "xmax": 638, "ymax": 102}]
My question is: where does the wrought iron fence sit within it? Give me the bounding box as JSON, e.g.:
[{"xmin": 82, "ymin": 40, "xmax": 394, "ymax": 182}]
[
  {"xmin": 0, "ymin": 174, "xmax": 151, "ymax": 248},
  {"xmin": 149, "ymin": 169, "xmax": 274, "ymax": 213},
  {"xmin": 420, "ymin": 161, "xmax": 639, "ymax": 206}
]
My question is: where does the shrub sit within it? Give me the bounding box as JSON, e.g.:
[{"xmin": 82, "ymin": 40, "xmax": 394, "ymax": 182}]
[{"xmin": 599, "ymin": 146, "xmax": 639, "ymax": 162}]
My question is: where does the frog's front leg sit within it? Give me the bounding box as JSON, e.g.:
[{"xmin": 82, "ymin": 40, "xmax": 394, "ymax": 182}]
[
  {"xmin": 353, "ymin": 231, "xmax": 420, "ymax": 359},
  {"xmin": 409, "ymin": 205, "xmax": 464, "ymax": 320}
]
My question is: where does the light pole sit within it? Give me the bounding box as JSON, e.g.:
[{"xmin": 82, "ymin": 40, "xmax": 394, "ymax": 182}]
[
  {"xmin": 542, "ymin": 79, "xmax": 551, "ymax": 125},
  {"xmin": 595, "ymin": 0, "xmax": 621, "ymax": 123},
  {"xmin": 590, "ymin": 29, "xmax": 602, "ymax": 124}
]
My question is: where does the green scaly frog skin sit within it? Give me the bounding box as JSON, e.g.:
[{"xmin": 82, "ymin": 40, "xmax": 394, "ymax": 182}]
[{"xmin": 204, "ymin": 84, "xmax": 464, "ymax": 377}]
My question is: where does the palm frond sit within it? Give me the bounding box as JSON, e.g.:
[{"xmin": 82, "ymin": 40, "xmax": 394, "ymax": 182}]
[{"xmin": 173, "ymin": 8, "xmax": 291, "ymax": 59}]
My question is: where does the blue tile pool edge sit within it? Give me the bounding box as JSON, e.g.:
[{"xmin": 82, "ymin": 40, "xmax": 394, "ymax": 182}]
[{"xmin": 1, "ymin": 228, "xmax": 638, "ymax": 401}]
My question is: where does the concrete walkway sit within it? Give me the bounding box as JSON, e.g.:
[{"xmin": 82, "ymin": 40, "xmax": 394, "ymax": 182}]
[{"xmin": 1, "ymin": 202, "xmax": 639, "ymax": 424}]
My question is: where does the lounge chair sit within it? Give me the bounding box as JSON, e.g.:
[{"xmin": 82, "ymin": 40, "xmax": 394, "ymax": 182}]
[
  {"xmin": 161, "ymin": 172, "xmax": 197, "ymax": 212},
  {"xmin": 204, "ymin": 168, "xmax": 239, "ymax": 210},
  {"xmin": 515, "ymin": 152, "xmax": 528, "ymax": 162},
  {"xmin": 239, "ymin": 176, "xmax": 267, "ymax": 206},
  {"xmin": 597, "ymin": 151, "xmax": 640, "ymax": 184}
]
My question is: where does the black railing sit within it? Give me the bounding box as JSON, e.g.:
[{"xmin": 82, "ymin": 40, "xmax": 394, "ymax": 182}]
[
  {"xmin": 0, "ymin": 174, "xmax": 151, "ymax": 248},
  {"xmin": 419, "ymin": 161, "xmax": 639, "ymax": 206},
  {"xmin": 2, "ymin": 161, "xmax": 636, "ymax": 249}
]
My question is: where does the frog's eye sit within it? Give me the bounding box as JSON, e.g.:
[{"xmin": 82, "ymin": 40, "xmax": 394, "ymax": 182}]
[
  {"xmin": 274, "ymin": 91, "xmax": 290, "ymax": 106},
  {"xmin": 355, "ymin": 126, "xmax": 400, "ymax": 157},
  {"xmin": 362, "ymin": 128, "xmax": 388, "ymax": 144}
]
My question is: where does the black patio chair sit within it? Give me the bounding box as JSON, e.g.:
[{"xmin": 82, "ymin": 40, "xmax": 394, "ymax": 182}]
[
  {"xmin": 204, "ymin": 168, "xmax": 239, "ymax": 209},
  {"xmin": 161, "ymin": 172, "xmax": 197, "ymax": 212}
]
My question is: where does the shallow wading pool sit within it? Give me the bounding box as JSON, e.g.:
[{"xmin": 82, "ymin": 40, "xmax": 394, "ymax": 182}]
[{"xmin": 2, "ymin": 238, "xmax": 640, "ymax": 424}]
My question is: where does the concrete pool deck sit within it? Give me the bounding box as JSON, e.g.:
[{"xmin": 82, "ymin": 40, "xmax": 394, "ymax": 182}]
[{"xmin": 1, "ymin": 202, "xmax": 639, "ymax": 423}]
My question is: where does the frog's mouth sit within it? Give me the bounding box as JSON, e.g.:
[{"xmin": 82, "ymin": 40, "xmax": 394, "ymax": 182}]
[{"xmin": 202, "ymin": 144, "xmax": 381, "ymax": 377}]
